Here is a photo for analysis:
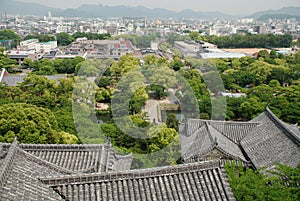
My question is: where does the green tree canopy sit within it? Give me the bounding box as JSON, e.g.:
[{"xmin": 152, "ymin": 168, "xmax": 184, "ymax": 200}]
[
  {"xmin": 166, "ymin": 113, "xmax": 179, "ymax": 131},
  {"xmin": 0, "ymin": 103, "xmax": 78, "ymax": 144},
  {"xmin": 0, "ymin": 29, "xmax": 21, "ymax": 48},
  {"xmin": 24, "ymin": 33, "xmax": 55, "ymax": 42},
  {"xmin": 225, "ymin": 163, "xmax": 300, "ymax": 201},
  {"xmin": 72, "ymin": 32, "xmax": 110, "ymax": 40},
  {"xmin": 56, "ymin": 32, "xmax": 74, "ymax": 46},
  {"xmin": 170, "ymin": 56, "xmax": 184, "ymax": 71}
]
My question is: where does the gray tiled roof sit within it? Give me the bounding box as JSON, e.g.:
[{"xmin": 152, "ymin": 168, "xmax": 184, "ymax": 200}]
[
  {"xmin": 46, "ymin": 75, "xmax": 67, "ymax": 81},
  {"xmin": 1, "ymin": 143, "xmax": 133, "ymax": 173},
  {"xmin": 241, "ymin": 107, "xmax": 300, "ymax": 169},
  {"xmin": 40, "ymin": 160, "xmax": 236, "ymax": 201},
  {"xmin": 0, "ymin": 140, "xmax": 133, "ymax": 200},
  {"xmin": 0, "ymin": 140, "xmax": 65, "ymax": 201},
  {"xmin": 207, "ymin": 125, "xmax": 246, "ymax": 162},
  {"xmin": 181, "ymin": 124, "xmax": 215, "ymax": 162},
  {"xmin": 180, "ymin": 107, "xmax": 300, "ymax": 169},
  {"xmin": 209, "ymin": 121, "xmax": 259, "ymax": 144},
  {"xmin": 181, "ymin": 122, "xmax": 247, "ymax": 163},
  {"xmin": 181, "ymin": 119, "xmax": 258, "ymax": 144}
]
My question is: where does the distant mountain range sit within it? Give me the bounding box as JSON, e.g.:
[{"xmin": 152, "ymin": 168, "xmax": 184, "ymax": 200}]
[
  {"xmin": 247, "ymin": 6, "xmax": 300, "ymax": 19},
  {"xmin": 0, "ymin": 0, "xmax": 300, "ymax": 19},
  {"xmin": 258, "ymin": 14, "xmax": 300, "ymax": 22},
  {"xmin": 0, "ymin": 0, "xmax": 62, "ymax": 16},
  {"xmin": 0, "ymin": 0, "xmax": 232, "ymax": 19}
]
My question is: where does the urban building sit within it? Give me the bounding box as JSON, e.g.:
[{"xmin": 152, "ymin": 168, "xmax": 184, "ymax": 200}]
[
  {"xmin": 174, "ymin": 41, "xmax": 200, "ymax": 57},
  {"xmin": 174, "ymin": 41, "xmax": 247, "ymax": 59},
  {"xmin": 64, "ymin": 38, "xmax": 135, "ymax": 59},
  {"xmin": 18, "ymin": 39, "xmax": 57, "ymax": 53},
  {"xmin": 6, "ymin": 50, "xmax": 37, "ymax": 65},
  {"xmin": 199, "ymin": 52, "xmax": 247, "ymax": 59}
]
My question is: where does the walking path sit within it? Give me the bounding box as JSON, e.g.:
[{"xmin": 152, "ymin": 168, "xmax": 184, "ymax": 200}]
[{"xmin": 143, "ymin": 99, "xmax": 161, "ymax": 124}]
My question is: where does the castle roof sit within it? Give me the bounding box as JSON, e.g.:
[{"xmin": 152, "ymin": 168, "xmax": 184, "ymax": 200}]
[
  {"xmin": 241, "ymin": 107, "xmax": 300, "ymax": 169},
  {"xmin": 180, "ymin": 107, "xmax": 300, "ymax": 169},
  {"xmin": 1, "ymin": 142, "xmax": 133, "ymax": 173},
  {"xmin": 0, "ymin": 140, "xmax": 235, "ymax": 200},
  {"xmin": 0, "ymin": 139, "xmax": 133, "ymax": 200},
  {"xmin": 181, "ymin": 122, "xmax": 247, "ymax": 163},
  {"xmin": 40, "ymin": 160, "xmax": 236, "ymax": 201},
  {"xmin": 181, "ymin": 119, "xmax": 258, "ymax": 144},
  {"xmin": 0, "ymin": 140, "xmax": 65, "ymax": 200}
]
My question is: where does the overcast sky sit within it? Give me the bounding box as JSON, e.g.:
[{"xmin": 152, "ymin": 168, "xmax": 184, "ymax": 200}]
[{"xmin": 16, "ymin": 0, "xmax": 300, "ymax": 15}]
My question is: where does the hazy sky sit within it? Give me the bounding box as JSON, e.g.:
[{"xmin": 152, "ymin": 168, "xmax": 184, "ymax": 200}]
[{"xmin": 16, "ymin": 0, "xmax": 300, "ymax": 15}]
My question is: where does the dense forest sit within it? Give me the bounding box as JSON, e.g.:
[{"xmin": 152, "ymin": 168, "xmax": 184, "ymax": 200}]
[
  {"xmin": 190, "ymin": 31, "xmax": 294, "ymax": 48},
  {"xmin": 0, "ymin": 48, "xmax": 79, "ymax": 143}
]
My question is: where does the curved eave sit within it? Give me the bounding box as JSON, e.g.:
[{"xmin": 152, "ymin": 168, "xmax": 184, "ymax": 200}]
[{"xmin": 265, "ymin": 107, "xmax": 300, "ymax": 146}]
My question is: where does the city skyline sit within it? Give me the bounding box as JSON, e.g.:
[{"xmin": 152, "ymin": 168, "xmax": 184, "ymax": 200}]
[{"xmin": 15, "ymin": 0, "xmax": 300, "ymax": 15}]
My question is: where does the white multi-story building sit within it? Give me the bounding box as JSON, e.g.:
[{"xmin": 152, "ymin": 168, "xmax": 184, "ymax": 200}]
[
  {"xmin": 18, "ymin": 39, "xmax": 57, "ymax": 53},
  {"xmin": 20, "ymin": 39, "xmax": 39, "ymax": 50},
  {"xmin": 36, "ymin": 41, "xmax": 57, "ymax": 53}
]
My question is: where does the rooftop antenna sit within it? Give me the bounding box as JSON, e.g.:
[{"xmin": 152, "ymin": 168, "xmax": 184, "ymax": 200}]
[
  {"xmin": 14, "ymin": 16, "xmax": 18, "ymax": 32},
  {"xmin": 5, "ymin": 11, "xmax": 8, "ymax": 29}
]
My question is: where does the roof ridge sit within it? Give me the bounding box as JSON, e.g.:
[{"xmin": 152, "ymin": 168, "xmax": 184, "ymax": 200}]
[
  {"xmin": 107, "ymin": 149, "xmax": 133, "ymax": 163},
  {"xmin": 208, "ymin": 122, "xmax": 242, "ymax": 144},
  {"xmin": 205, "ymin": 122, "xmax": 218, "ymax": 147},
  {"xmin": 0, "ymin": 144, "xmax": 5, "ymax": 159},
  {"xmin": 266, "ymin": 107, "xmax": 300, "ymax": 145},
  {"xmin": 187, "ymin": 118, "xmax": 260, "ymax": 125},
  {"xmin": 19, "ymin": 143, "xmax": 110, "ymax": 150},
  {"xmin": 0, "ymin": 140, "xmax": 18, "ymax": 189},
  {"xmin": 40, "ymin": 160, "xmax": 221, "ymax": 186},
  {"xmin": 206, "ymin": 124, "xmax": 247, "ymax": 162},
  {"xmin": 193, "ymin": 125, "xmax": 215, "ymax": 157}
]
